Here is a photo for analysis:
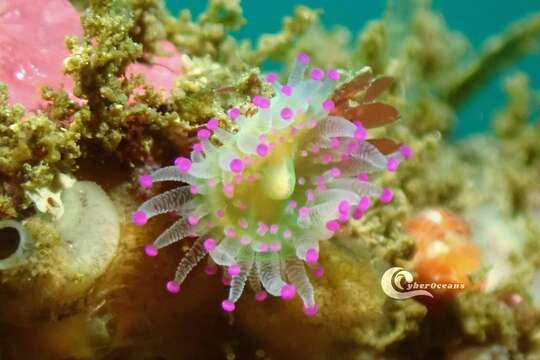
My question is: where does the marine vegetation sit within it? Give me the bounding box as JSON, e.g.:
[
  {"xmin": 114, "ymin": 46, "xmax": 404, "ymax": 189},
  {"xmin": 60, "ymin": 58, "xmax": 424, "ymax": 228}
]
[{"xmin": 133, "ymin": 53, "xmax": 412, "ymax": 314}]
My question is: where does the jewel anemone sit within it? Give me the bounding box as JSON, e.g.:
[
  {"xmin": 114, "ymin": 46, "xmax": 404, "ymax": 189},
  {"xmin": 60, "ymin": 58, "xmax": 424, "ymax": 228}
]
[{"xmin": 132, "ymin": 53, "xmax": 412, "ymax": 316}]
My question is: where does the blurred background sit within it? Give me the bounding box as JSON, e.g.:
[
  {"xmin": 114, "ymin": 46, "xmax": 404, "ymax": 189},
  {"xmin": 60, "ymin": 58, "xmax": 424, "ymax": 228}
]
[{"xmin": 165, "ymin": 0, "xmax": 540, "ymax": 138}]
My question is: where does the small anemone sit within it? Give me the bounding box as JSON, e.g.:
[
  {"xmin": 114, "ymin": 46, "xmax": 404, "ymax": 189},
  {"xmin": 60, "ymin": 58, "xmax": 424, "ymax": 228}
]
[{"xmin": 133, "ymin": 53, "xmax": 412, "ymax": 315}]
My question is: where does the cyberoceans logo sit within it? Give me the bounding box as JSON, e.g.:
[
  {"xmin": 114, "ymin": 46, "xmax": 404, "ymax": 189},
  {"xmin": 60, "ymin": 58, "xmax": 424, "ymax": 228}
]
[{"xmin": 380, "ymin": 267, "xmax": 434, "ymax": 300}]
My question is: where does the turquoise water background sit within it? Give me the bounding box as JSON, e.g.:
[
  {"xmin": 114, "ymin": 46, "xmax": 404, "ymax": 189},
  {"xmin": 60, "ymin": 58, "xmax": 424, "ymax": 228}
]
[{"xmin": 165, "ymin": 1, "xmax": 540, "ymax": 138}]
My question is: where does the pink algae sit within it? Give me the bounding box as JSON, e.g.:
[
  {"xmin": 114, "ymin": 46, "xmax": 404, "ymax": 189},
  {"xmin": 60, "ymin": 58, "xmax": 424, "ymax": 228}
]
[
  {"xmin": 127, "ymin": 40, "xmax": 182, "ymax": 95},
  {"xmin": 0, "ymin": 0, "xmax": 80, "ymax": 110},
  {"xmin": 0, "ymin": 0, "xmax": 181, "ymax": 111}
]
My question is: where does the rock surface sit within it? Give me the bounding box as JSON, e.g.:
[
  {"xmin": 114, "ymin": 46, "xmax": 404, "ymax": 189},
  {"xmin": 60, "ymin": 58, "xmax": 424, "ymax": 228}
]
[{"xmin": 0, "ymin": 0, "xmax": 181, "ymax": 110}]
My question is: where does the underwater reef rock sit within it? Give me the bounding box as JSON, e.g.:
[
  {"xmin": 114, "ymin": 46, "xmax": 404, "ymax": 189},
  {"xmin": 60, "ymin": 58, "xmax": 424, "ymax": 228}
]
[
  {"xmin": 0, "ymin": 0, "xmax": 80, "ymax": 110},
  {"xmin": 0, "ymin": 0, "xmax": 182, "ymax": 111},
  {"xmin": 234, "ymin": 239, "xmax": 426, "ymax": 358},
  {"xmin": 0, "ymin": 179, "xmax": 119, "ymax": 324}
]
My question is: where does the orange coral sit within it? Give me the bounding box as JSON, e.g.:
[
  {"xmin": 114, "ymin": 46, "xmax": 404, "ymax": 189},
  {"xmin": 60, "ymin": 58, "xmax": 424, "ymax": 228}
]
[{"xmin": 406, "ymin": 209, "xmax": 482, "ymax": 300}]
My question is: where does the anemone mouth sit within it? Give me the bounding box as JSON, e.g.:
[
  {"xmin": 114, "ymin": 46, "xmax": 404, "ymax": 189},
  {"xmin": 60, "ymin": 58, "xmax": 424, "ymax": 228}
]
[{"xmin": 0, "ymin": 226, "xmax": 20, "ymax": 260}]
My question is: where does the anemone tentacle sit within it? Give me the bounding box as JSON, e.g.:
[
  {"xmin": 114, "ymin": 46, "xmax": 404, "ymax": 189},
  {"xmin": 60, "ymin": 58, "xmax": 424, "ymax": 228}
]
[{"xmin": 133, "ymin": 52, "xmax": 411, "ymax": 315}]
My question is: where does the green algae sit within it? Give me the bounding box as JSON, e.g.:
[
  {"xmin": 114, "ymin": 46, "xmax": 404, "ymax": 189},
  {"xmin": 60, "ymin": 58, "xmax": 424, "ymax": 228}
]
[
  {"xmin": 445, "ymin": 13, "xmax": 540, "ymax": 109},
  {"xmin": 0, "ymin": 85, "xmax": 80, "ymax": 218},
  {"xmin": 169, "ymin": 0, "xmax": 246, "ymax": 60},
  {"xmin": 455, "ymin": 290, "xmax": 519, "ymax": 350}
]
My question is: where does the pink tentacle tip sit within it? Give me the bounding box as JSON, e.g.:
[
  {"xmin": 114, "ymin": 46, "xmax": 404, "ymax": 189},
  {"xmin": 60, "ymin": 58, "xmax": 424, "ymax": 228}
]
[
  {"xmin": 257, "ymin": 223, "xmax": 269, "ymax": 235},
  {"xmin": 228, "ymin": 107, "xmax": 241, "ymax": 120},
  {"xmin": 325, "ymin": 220, "xmax": 340, "ymax": 233},
  {"xmin": 280, "ymin": 107, "xmax": 293, "ymax": 120},
  {"xmin": 228, "ymin": 264, "xmax": 241, "ymax": 277},
  {"xmin": 357, "ymin": 172, "xmax": 369, "ymax": 182},
  {"xmin": 305, "ymin": 248, "xmax": 319, "ymax": 264},
  {"xmin": 338, "ymin": 200, "xmax": 350, "ymax": 215},
  {"xmin": 270, "ymin": 242, "xmax": 281, "ymax": 252},
  {"xmin": 338, "ymin": 212, "xmax": 349, "ymax": 223},
  {"xmin": 256, "ymin": 143, "xmax": 269, "ymax": 157},
  {"xmin": 329, "ymin": 137, "xmax": 341, "ymax": 148},
  {"xmin": 197, "ymin": 128, "xmax": 211, "ymax": 140},
  {"xmin": 255, "ymin": 291, "xmax": 268, "ymax": 302},
  {"xmin": 399, "ymin": 144, "xmax": 414, "ymax": 159},
  {"xmin": 380, "ymin": 188, "xmax": 394, "ymax": 204},
  {"xmin": 132, "ymin": 211, "xmax": 148, "ymax": 226},
  {"xmin": 306, "ymin": 189, "xmax": 316, "ymax": 201},
  {"xmin": 225, "ymin": 228, "xmax": 237, "ymax": 238},
  {"xmin": 187, "ymin": 215, "xmax": 199, "ymax": 225},
  {"xmin": 206, "ymin": 118, "xmax": 219, "ymax": 130},
  {"xmin": 174, "ymin": 156, "xmax": 192, "ymax": 173},
  {"xmin": 240, "ymin": 235, "xmax": 251, "ymax": 245},
  {"xmin": 252, "ymin": 95, "xmax": 271, "ymax": 109},
  {"xmin": 138, "ymin": 175, "xmax": 153, "ymax": 188},
  {"xmin": 387, "ymin": 157, "xmax": 399, "ymax": 172},
  {"xmin": 259, "ymin": 243, "xmax": 270, "ymax": 252},
  {"xmin": 166, "ymin": 281, "xmax": 180, "ymax": 294},
  {"xmin": 351, "ymin": 209, "xmax": 362, "ymax": 220},
  {"xmin": 266, "ymin": 72, "xmax": 278, "ymax": 83},
  {"xmin": 329, "ymin": 167, "xmax": 341, "ymax": 178},
  {"xmin": 310, "ymin": 68, "xmax": 325, "ymax": 81},
  {"xmin": 229, "ymin": 158, "xmax": 245, "ymax": 173},
  {"xmin": 223, "ymin": 183, "xmax": 234, "ymax": 197},
  {"xmin": 312, "ymin": 266, "xmax": 325, "ymax": 278},
  {"xmin": 280, "ymin": 284, "xmax": 296, "ymax": 301},
  {"xmin": 358, "ymin": 196, "xmax": 372, "ymax": 212},
  {"xmin": 316, "ymin": 176, "xmax": 327, "ymax": 188},
  {"xmin": 203, "ymin": 238, "xmax": 217, "ymax": 252},
  {"xmin": 144, "ymin": 244, "xmax": 158, "ymax": 257},
  {"xmin": 298, "ymin": 206, "xmax": 310, "ymax": 218},
  {"xmin": 354, "ymin": 123, "xmax": 367, "ymax": 141},
  {"xmin": 297, "ymin": 52, "xmax": 310, "ymax": 65},
  {"xmin": 192, "ymin": 142, "xmax": 204, "ymax": 153},
  {"xmin": 322, "ymin": 99, "xmax": 335, "ymax": 112},
  {"xmin": 221, "ymin": 299, "xmax": 236, "ymax": 313},
  {"xmin": 281, "ymin": 85, "xmax": 292, "ymax": 96},
  {"xmin": 328, "ymin": 68, "xmax": 340, "ymax": 81},
  {"xmin": 303, "ymin": 303, "xmax": 318, "ymax": 317}
]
